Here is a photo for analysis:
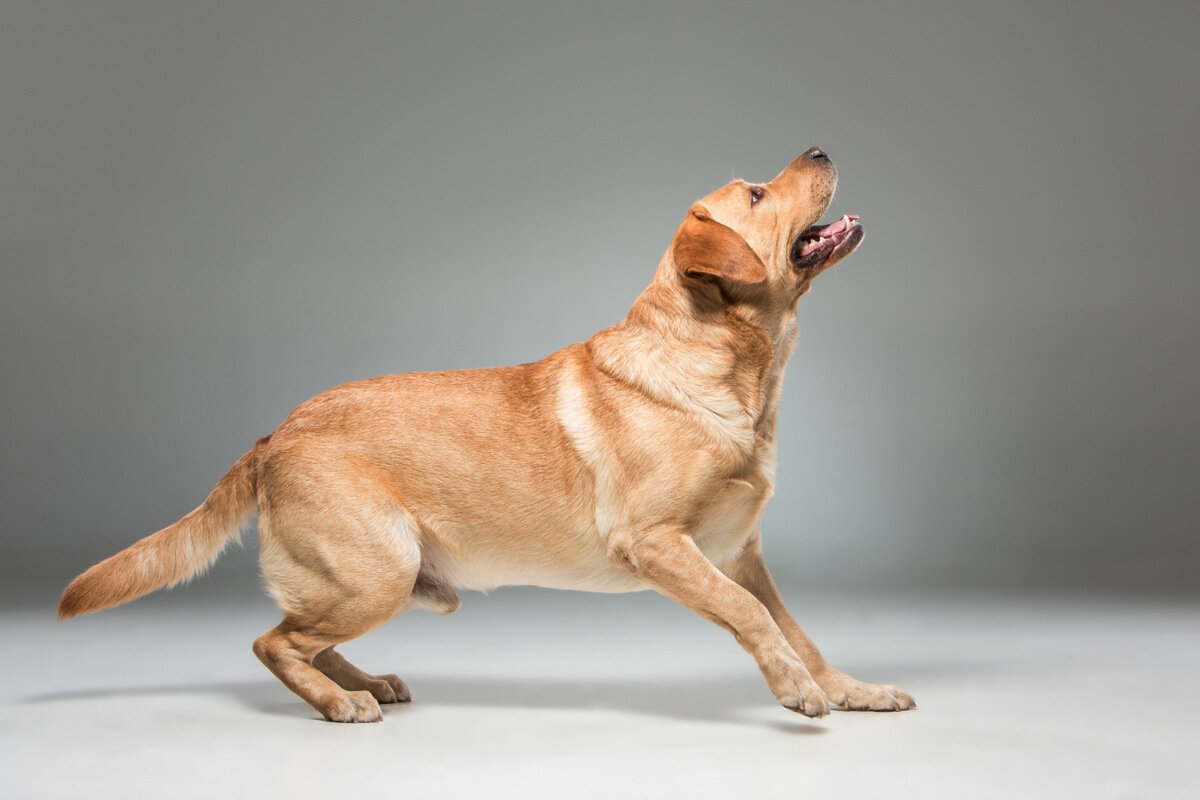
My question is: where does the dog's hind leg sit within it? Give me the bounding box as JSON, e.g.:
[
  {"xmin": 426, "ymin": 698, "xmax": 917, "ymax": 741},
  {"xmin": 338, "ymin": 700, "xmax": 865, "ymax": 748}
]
[
  {"xmin": 253, "ymin": 497, "xmax": 422, "ymax": 722},
  {"xmin": 253, "ymin": 622, "xmax": 394, "ymax": 723},
  {"xmin": 311, "ymin": 647, "xmax": 411, "ymax": 704}
]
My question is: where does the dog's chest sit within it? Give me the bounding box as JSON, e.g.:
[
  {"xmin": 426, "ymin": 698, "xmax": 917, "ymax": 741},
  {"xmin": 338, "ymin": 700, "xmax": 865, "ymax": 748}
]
[{"xmin": 692, "ymin": 456, "xmax": 775, "ymax": 570}]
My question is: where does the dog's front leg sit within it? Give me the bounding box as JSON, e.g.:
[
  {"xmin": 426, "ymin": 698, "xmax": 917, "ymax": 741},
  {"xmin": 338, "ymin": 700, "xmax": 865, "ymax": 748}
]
[
  {"xmin": 608, "ymin": 525, "xmax": 829, "ymax": 717},
  {"xmin": 726, "ymin": 534, "xmax": 916, "ymax": 712}
]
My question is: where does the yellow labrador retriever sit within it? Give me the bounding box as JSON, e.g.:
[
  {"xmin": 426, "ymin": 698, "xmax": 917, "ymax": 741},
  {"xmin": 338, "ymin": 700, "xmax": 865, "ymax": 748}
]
[{"xmin": 60, "ymin": 148, "xmax": 916, "ymax": 722}]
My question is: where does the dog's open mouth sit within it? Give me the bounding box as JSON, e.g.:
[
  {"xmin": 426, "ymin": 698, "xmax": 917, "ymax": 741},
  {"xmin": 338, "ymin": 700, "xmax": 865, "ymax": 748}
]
[{"xmin": 790, "ymin": 214, "xmax": 864, "ymax": 271}]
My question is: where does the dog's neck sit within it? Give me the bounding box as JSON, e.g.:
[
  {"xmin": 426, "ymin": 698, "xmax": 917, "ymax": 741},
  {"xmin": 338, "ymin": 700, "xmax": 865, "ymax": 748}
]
[{"xmin": 587, "ymin": 263, "xmax": 799, "ymax": 445}]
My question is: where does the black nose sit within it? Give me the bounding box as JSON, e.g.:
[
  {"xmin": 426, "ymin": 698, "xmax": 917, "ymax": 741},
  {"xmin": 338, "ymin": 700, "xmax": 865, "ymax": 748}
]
[{"xmin": 805, "ymin": 146, "xmax": 829, "ymax": 161}]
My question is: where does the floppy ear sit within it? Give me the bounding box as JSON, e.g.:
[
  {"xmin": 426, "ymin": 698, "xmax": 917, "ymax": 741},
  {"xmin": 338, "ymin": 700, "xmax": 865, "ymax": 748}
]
[{"xmin": 671, "ymin": 205, "xmax": 768, "ymax": 285}]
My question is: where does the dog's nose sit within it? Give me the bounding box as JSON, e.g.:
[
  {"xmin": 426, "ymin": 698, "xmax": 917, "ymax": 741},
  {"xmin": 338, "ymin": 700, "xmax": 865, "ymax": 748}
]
[{"xmin": 805, "ymin": 146, "xmax": 829, "ymax": 161}]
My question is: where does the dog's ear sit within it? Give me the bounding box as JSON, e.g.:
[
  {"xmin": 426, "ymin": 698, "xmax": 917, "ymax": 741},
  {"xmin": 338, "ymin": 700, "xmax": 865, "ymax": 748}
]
[{"xmin": 671, "ymin": 205, "xmax": 768, "ymax": 285}]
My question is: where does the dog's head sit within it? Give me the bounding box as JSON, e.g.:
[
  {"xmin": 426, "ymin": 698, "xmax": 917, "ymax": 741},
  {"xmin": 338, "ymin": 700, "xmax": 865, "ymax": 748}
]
[{"xmin": 669, "ymin": 148, "xmax": 862, "ymax": 306}]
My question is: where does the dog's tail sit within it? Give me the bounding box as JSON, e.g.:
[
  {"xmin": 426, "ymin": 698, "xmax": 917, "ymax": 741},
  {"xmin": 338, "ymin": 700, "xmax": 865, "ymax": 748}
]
[{"xmin": 57, "ymin": 439, "xmax": 267, "ymax": 620}]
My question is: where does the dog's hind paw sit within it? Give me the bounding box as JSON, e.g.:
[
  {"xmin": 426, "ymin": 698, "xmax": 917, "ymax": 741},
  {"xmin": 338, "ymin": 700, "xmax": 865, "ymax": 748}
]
[
  {"xmin": 322, "ymin": 690, "xmax": 384, "ymax": 723},
  {"xmin": 369, "ymin": 673, "xmax": 411, "ymax": 704}
]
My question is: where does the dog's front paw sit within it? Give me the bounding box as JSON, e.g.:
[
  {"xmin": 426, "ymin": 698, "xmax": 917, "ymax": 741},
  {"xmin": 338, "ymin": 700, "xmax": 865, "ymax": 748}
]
[
  {"xmin": 779, "ymin": 684, "xmax": 830, "ymax": 718},
  {"xmin": 764, "ymin": 652, "xmax": 830, "ymax": 718},
  {"xmin": 820, "ymin": 670, "xmax": 916, "ymax": 712}
]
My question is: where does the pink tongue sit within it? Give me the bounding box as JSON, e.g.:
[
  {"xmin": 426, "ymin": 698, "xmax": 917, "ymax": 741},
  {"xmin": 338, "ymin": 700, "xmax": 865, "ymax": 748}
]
[
  {"xmin": 799, "ymin": 215, "xmax": 859, "ymax": 256},
  {"xmin": 799, "ymin": 217, "xmax": 848, "ymax": 256},
  {"xmin": 821, "ymin": 216, "xmax": 849, "ymax": 236}
]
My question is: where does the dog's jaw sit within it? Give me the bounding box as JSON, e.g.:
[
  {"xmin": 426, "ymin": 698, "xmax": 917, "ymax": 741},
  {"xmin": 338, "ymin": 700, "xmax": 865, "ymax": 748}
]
[{"xmin": 790, "ymin": 214, "xmax": 864, "ymax": 272}]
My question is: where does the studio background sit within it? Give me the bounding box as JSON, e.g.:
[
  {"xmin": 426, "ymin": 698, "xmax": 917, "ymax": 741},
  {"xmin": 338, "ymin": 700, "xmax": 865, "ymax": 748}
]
[
  {"xmin": 4, "ymin": 3, "xmax": 1200, "ymax": 798},
  {"xmin": 4, "ymin": 1, "xmax": 1196, "ymax": 599}
]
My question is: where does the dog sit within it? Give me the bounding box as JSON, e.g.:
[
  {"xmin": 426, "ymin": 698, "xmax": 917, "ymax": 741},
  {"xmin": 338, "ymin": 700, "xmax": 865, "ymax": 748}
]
[{"xmin": 59, "ymin": 148, "xmax": 916, "ymax": 722}]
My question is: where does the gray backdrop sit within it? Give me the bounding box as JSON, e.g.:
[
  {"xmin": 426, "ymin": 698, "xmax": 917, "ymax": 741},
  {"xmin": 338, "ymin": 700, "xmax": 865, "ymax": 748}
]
[{"xmin": 3, "ymin": 0, "xmax": 1197, "ymax": 599}]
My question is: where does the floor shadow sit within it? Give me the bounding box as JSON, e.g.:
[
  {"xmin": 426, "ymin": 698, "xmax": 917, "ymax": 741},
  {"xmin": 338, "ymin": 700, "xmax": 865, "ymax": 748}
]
[
  {"xmin": 23, "ymin": 680, "xmax": 316, "ymax": 721},
  {"xmin": 23, "ymin": 673, "xmax": 831, "ymax": 732},
  {"xmin": 403, "ymin": 672, "xmax": 829, "ymax": 731}
]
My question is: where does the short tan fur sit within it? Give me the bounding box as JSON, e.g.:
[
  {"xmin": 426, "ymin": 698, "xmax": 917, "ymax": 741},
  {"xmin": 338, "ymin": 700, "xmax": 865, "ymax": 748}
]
[{"xmin": 60, "ymin": 151, "xmax": 915, "ymax": 722}]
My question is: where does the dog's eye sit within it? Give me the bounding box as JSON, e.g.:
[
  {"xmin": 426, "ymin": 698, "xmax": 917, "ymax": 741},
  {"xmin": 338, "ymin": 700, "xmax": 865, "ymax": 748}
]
[{"xmin": 749, "ymin": 186, "xmax": 765, "ymax": 206}]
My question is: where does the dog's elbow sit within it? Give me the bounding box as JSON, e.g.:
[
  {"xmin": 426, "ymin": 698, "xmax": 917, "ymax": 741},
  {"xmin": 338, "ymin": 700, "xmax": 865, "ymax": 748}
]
[{"xmin": 606, "ymin": 538, "xmax": 639, "ymax": 574}]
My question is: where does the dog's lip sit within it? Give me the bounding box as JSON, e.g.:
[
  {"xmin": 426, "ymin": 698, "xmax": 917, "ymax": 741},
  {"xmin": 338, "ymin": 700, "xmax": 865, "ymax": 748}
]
[{"xmin": 790, "ymin": 214, "xmax": 863, "ymax": 270}]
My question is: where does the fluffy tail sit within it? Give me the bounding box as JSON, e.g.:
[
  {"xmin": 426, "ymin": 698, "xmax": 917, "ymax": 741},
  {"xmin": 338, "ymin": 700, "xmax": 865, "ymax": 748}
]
[{"xmin": 58, "ymin": 441, "xmax": 264, "ymax": 620}]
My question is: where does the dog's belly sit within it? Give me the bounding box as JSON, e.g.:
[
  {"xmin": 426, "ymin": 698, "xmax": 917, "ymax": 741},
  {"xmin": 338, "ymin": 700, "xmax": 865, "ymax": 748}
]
[
  {"xmin": 420, "ymin": 532, "xmax": 649, "ymax": 594},
  {"xmin": 417, "ymin": 477, "xmax": 767, "ymax": 595}
]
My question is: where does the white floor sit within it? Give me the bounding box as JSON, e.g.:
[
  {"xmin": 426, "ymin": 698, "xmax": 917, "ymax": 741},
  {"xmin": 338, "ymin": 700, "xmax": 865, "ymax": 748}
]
[{"xmin": 2, "ymin": 585, "xmax": 1197, "ymax": 799}]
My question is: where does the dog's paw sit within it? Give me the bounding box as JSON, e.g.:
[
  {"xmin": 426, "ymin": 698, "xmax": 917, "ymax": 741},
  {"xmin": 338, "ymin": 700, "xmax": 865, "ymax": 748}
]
[
  {"xmin": 765, "ymin": 652, "xmax": 830, "ymax": 718},
  {"xmin": 323, "ymin": 690, "xmax": 384, "ymax": 723},
  {"xmin": 820, "ymin": 670, "xmax": 916, "ymax": 712},
  {"xmin": 779, "ymin": 685, "xmax": 830, "ymax": 718},
  {"xmin": 368, "ymin": 673, "xmax": 411, "ymax": 704}
]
